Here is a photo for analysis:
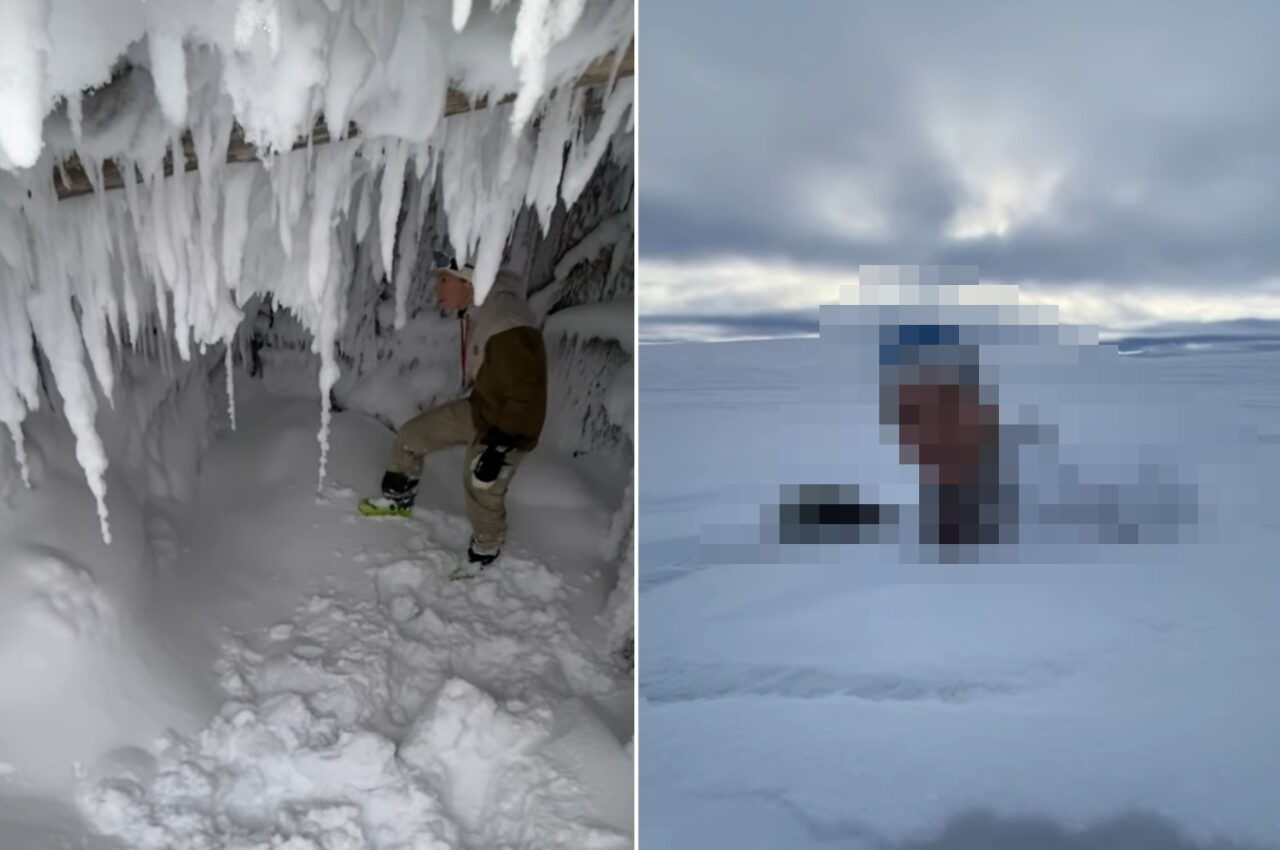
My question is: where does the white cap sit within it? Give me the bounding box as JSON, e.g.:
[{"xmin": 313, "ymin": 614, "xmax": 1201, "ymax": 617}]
[{"xmin": 438, "ymin": 263, "xmax": 475, "ymax": 285}]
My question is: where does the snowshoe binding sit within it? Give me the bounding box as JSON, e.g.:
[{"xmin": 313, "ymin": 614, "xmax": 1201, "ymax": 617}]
[
  {"xmin": 358, "ymin": 471, "xmax": 418, "ymax": 517},
  {"xmin": 447, "ymin": 539, "xmax": 501, "ymax": 581},
  {"xmin": 467, "ymin": 539, "xmax": 500, "ymax": 566},
  {"xmin": 358, "ymin": 497, "xmax": 413, "ymax": 518}
]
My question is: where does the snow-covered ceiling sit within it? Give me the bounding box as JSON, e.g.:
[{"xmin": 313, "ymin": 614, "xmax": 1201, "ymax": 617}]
[{"xmin": 0, "ymin": 0, "xmax": 635, "ymax": 542}]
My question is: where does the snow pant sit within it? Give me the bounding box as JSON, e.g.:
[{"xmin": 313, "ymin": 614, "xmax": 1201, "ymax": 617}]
[{"xmin": 388, "ymin": 399, "xmax": 527, "ymax": 550}]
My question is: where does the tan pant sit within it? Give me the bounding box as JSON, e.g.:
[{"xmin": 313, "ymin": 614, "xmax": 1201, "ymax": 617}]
[{"xmin": 388, "ymin": 399, "xmax": 527, "ymax": 549}]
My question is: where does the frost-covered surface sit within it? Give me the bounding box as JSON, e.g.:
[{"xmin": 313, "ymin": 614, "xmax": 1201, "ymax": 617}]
[
  {"xmin": 640, "ymin": 337, "xmax": 1280, "ymax": 850},
  {"xmin": 544, "ymin": 298, "xmax": 634, "ymax": 354},
  {"xmin": 0, "ymin": 0, "xmax": 633, "ymax": 542},
  {"xmin": 3, "ymin": 0, "xmax": 632, "ymax": 168}
]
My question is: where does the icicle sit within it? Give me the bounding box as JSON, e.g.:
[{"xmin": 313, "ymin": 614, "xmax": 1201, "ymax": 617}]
[
  {"xmin": 26, "ymin": 284, "xmax": 113, "ymax": 544},
  {"xmin": 561, "ymin": 84, "xmax": 633, "ymax": 207},
  {"xmin": 82, "ymin": 155, "xmax": 105, "ymax": 196},
  {"xmin": 189, "ymin": 102, "xmax": 237, "ymax": 349},
  {"xmin": 158, "ymin": 169, "xmax": 193, "ymax": 360},
  {"xmin": 273, "ymin": 150, "xmax": 308, "ymax": 258},
  {"xmin": 378, "ymin": 140, "xmax": 409, "ymax": 281},
  {"xmin": 221, "ymin": 166, "xmax": 257, "ymax": 295},
  {"xmin": 67, "ymin": 90, "xmax": 84, "ymax": 146},
  {"xmin": 509, "ymin": 0, "xmax": 590, "ymax": 134},
  {"xmin": 309, "ymin": 142, "xmax": 359, "ymax": 489},
  {"xmin": 225, "ymin": 342, "xmax": 236, "ymax": 431},
  {"xmin": 316, "ymin": 258, "xmax": 342, "ymax": 491},
  {"xmin": 392, "ymin": 174, "xmax": 428, "ymax": 329},
  {"xmin": 453, "ymin": 0, "xmax": 473, "ymax": 31},
  {"xmin": 149, "ymin": 30, "xmax": 190, "ymax": 129},
  {"xmin": 307, "ymin": 141, "xmax": 358, "ymax": 304},
  {"xmin": 6, "ymin": 421, "xmax": 30, "ymax": 488},
  {"xmin": 439, "ymin": 110, "xmax": 488, "ymax": 272},
  {"xmin": 324, "ymin": 4, "xmax": 375, "ymax": 139},
  {"xmin": 526, "ymin": 88, "xmax": 575, "ymax": 234},
  {"xmin": 354, "ymin": 169, "xmax": 373, "ymax": 242},
  {"xmin": 0, "ymin": 0, "xmax": 49, "ymax": 168},
  {"xmin": 73, "ymin": 221, "xmax": 118, "ymax": 405},
  {"xmin": 466, "ymin": 109, "xmax": 535, "ymax": 304}
]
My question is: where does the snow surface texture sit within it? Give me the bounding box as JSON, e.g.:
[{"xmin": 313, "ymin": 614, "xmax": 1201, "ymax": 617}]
[
  {"xmin": 640, "ymin": 331, "xmax": 1280, "ymax": 850},
  {"xmin": 0, "ymin": 0, "xmax": 634, "ymax": 543},
  {"xmin": 79, "ymin": 554, "xmax": 632, "ymax": 850},
  {"xmin": 1, "ymin": 377, "xmax": 633, "ymax": 848}
]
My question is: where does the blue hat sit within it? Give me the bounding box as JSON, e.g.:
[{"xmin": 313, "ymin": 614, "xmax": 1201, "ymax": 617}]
[
  {"xmin": 878, "ymin": 323, "xmax": 981, "ymax": 389},
  {"xmin": 879, "ymin": 323, "xmax": 963, "ymax": 365}
]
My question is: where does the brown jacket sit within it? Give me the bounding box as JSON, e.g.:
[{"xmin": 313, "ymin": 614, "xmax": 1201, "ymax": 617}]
[{"xmin": 466, "ymin": 271, "xmax": 547, "ymax": 450}]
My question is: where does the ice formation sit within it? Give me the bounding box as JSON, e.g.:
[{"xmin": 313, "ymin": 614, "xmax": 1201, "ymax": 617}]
[{"xmin": 0, "ymin": 0, "xmax": 634, "ymax": 542}]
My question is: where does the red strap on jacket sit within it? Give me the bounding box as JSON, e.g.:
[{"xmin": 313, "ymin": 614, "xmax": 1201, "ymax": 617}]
[{"xmin": 459, "ymin": 312, "xmax": 471, "ymax": 386}]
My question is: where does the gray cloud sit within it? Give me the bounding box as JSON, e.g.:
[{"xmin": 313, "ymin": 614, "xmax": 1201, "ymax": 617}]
[
  {"xmin": 640, "ymin": 0, "xmax": 1280, "ymax": 293},
  {"xmin": 640, "ymin": 310, "xmax": 819, "ymax": 342}
]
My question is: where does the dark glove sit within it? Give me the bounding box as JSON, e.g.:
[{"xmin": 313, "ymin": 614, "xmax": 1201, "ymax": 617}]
[
  {"xmin": 471, "ymin": 443, "xmax": 511, "ymax": 489},
  {"xmin": 482, "ymin": 427, "xmax": 517, "ymax": 450}
]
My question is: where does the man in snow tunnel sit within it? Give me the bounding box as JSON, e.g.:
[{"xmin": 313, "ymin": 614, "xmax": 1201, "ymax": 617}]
[
  {"xmin": 359, "ymin": 253, "xmax": 547, "ymax": 567},
  {"xmin": 776, "ymin": 323, "xmax": 1019, "ymax": 560}
]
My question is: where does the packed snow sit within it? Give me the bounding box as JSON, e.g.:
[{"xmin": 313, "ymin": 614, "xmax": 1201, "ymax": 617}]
[
  {"xmin": 1, "ymin": 365, "xmax": 633, "ymax": 849},
  {"xmin": 640, "ymin": 325, "xmax": 1280, "ymax": 849}
]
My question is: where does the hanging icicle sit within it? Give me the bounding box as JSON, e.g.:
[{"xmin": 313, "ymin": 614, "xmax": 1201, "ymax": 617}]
[
  {"xmin": 225, "ymin": 342, "xmax": 236, "ymax": 432},
  {"xmin": 0, "ymin": 4, "xmax": 633, "ymax": 541}
]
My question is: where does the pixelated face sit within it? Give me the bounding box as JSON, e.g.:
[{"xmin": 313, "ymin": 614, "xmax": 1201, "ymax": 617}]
[
  {"xmin": 895, "ymin": 381, "xmax": 999, "ymax": 482},
  {"xmin": 435, "ymin": 271, "xmax": 473, "ymax": 311}
]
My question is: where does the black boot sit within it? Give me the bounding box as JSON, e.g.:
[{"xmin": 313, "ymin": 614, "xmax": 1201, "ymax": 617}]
[
  {"xmin": 380, "ymin": 470, "xmax": 419, "ymax": 509},
  {"xmin": 467, "ymin": 538, "xmax": 500, "ymax": 566}
]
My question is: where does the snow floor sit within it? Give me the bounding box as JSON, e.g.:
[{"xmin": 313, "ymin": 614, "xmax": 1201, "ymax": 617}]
[
  {"xmin": 640, "ymin": 338, "xmax": 1280, "ymax": 850},
  {"xmin": 0, "ymin": 379, "xmax": 633, "ymax": 849}
]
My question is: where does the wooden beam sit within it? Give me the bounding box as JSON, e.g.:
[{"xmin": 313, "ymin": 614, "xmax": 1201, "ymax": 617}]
[{"xmin": 53, "ymin": 41, "xmax": 634, "ymax": 201}]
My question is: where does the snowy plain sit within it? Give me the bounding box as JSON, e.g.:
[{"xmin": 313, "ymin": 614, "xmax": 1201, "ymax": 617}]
[{"xmin": 639, "ymin": 335, "xmax": 1280, "ymax": 850}]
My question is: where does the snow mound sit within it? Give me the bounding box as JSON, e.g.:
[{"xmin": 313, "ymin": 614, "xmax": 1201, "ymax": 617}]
[
  {"xmin": 0, "ymin": 547, "xmax": 113, "ymax": 647},
  {"xmin": 544, "ymin": 299, "xmax": 634, "ymax": 355},
  {"xmin": 75, "ymin": 536, "xmax": 631, "ymax": 849}
]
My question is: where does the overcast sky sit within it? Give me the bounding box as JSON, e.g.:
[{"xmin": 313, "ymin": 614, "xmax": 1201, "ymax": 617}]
[{"xmin": 639, "ymin": 0, "xmax": 1280, "ymax": 336}]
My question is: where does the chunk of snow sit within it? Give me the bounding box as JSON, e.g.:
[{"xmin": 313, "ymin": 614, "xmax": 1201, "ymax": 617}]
[
  {"xmin": 147, "ymin": 31, "xmax": 189, "ymax": 129},
  {"xmin": 509, "ymin": 0, "xmax": 590, "ymax": 133},
  {"xmin": 0, "ymin": 0, "xmax": 50, "ymax": 169},
  {"xmin": 544, "ymin": 299, "xmax": 634, "ymax": 355},
  {"xmin": 453, "ymin": 0, "xmax": 474, "ymax": 31}
]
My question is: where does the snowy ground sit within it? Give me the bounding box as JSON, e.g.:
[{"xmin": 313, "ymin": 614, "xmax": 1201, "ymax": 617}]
[
  {"xmin": 639, "ymin": 337, "xmax": 1280, "ymax": 850},
  {"xmin": 0, "ymin": 377, "xmax": 633, "ymax": 849}
]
